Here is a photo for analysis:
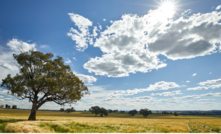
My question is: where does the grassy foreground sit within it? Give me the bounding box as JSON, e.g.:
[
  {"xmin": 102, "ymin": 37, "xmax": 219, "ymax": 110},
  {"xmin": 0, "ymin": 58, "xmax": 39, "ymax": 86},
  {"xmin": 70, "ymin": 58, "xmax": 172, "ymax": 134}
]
[{"xmin": 0, "ymin": 108, "xmax": 221, "ymax": 133}]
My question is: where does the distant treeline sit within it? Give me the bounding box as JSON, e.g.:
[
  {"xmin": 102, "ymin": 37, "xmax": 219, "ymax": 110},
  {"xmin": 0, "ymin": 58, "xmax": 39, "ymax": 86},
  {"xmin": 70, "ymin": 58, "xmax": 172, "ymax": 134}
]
[
  {"xmin": 0, "ymin": 104, "xmax": 17, "ymax": 109},
  {"xmin": 152, "ymin": 110, "xmax": 221, "ymax": 115}
]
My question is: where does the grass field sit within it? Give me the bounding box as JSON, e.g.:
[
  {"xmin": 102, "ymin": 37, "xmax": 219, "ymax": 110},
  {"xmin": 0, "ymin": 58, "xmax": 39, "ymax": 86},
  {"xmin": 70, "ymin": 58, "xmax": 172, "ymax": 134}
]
[{"xmin": 0, "ymin": 108, "xmax": 221, "ymax": 133}]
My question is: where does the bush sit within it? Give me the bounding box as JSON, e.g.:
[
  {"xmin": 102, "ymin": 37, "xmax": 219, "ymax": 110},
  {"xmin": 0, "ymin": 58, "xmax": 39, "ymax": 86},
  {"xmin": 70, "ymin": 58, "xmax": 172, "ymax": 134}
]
[
  {"xmin": 139, "ymin": 109, "xmax": 150, "ymax": 117},
  {"xmin": 5, "ymin": 104, "xmax": 10, "ymax": 109},
  {"xmin": 12, "ymin": 105, "xmax": 17, "ymax": 109},
  {"xmin": 174, "ymin": 112, "xmax": 179, "ymax": 116},
  {"xmin": 129, "ymin": 109, "xmax": 138, "ymax": 116},
  {"xmin": 60, "ymin": 108, "xmax": 64, "ymax": 112}
]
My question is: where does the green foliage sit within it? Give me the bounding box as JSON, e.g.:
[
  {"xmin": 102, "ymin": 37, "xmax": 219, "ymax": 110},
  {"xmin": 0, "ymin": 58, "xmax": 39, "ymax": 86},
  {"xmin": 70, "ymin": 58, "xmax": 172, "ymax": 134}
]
[
  {"xmin": 5, "ymin": 104, "xmax": 10, "ymax": 109},
  {"xmin": 174, "ymin": 112, "xmax": 179, "ymax": 116},
  {"xmin": 100, "ymin": 107, "xmax": 108, "ymax": 117},
  {"xmin": 1, "ymin": 50, "xmax": 89, "ymax": 120},
  {"xmin": 149, "ymin": 110, "xmax": 152, "ymax": 114},
  {"xmin": 0, "ymin": 105, "xmax": 3, "ymax": 108},
  {"xmin": 89, "ymin": 106, "xmax": 108, "ymax": 117},
  {"xmin": 162, "ymin": 111, "xmax": 170, "ymax": 114},
  {"xmin": 139, "ymin": 109, "xmax": 150, "ymax": 117},
  {"xmin": 60, "ymin": 108, "xmax": 64, "ymax": 112},
  {"xmin": 108, "ymin": 109, "xmax": 112, "ymax": 113},
  {"xmin": 129, "ymin": 109, "xmax": 138, "ymax": 116},
  {"xmin": 65, "ymin": 107, "xmax": 76, "ymax": 113},
  {"xmin": 12, "ymin": 105, "xmax": 17, "ymax": 109},
  {"xmin": 0, "ymin": 118, "xmax": 24, "ymax": 133},
  {"xmin": 89, "ymin": 106, "xmax": 101, "ymax": 116},
  {"xmin": 113, "ymin": 109, "xmax": 118, "ymax": 112}
]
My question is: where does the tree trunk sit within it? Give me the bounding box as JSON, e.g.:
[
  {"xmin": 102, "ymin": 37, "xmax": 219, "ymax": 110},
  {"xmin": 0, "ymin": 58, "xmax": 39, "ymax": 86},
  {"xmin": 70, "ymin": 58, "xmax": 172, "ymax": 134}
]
[{"xmin": 28, "ymin": 102, "xmax": 38, "ymax": 120}]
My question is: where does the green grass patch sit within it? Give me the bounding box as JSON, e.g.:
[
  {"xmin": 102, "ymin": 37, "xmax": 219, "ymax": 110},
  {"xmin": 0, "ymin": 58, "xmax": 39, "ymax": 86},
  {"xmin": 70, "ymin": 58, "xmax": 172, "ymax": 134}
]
[{"xmin": 0, "ymin": 118, "xmax": 25, "ymax": 133}]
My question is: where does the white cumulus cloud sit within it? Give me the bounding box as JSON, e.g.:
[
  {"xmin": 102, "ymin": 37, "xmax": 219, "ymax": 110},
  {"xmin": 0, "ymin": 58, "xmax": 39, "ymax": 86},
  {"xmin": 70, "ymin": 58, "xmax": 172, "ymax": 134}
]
[
  {"xmin": 193, "ymin": 73, "xmax": 197, "ymax": 76},
  {"xmin": 69, "ymin": 7, "xmax": 221, "ymax": 78},
  {"xmin": 65, "ymin": 58, "xmax": 71, "ymax": 64},
  {"xmin": 74, "ymin": 72, "xmax": 97, "ymax": 85},
  {"xmin": 110, "ymin": 81, "xmax": 181, "ymax": 96},
  {"xmin": 7, "ymin": 38, "xmax": 36, "ymax": 52},
  {"xmin": 216, "ymin": 5, "xmax": 221, "ymax": 10},
  {"xmin": 151, "ymin": 90, "xmax": 182, "ymax": 96},
  {"xmin": 67, "ymin": 13, "xmax": 93, "ymax": 51},
  {"xmin": 0, "ymin": 39, "xmax": 37, "ymax": 81},
  {"xmin": 199, "ymin": 78, "xmax": 221, "ymax": 85}
]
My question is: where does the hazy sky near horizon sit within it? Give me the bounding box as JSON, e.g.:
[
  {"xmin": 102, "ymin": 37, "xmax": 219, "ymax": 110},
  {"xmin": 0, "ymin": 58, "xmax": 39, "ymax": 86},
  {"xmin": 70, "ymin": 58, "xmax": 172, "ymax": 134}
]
[{"xmin": 0, "ymin": 0, "xmax": 221, "ymax": 110}]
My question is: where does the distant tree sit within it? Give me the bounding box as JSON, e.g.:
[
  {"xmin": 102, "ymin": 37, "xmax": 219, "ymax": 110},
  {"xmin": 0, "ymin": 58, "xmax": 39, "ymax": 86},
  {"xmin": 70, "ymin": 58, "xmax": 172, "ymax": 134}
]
[
  {"xmin": 149, "ymin": 110, "xmax": 152, "ymax": 114},
  {"xmin": 120, "ymin": 111, "xmax": 125, "ymax": 113},
  {"xmin": 139, "ymin": 109, "xmax": 150, "ymax": 117},
  {"xmin": 108, "ymin": 109, "xmax": 112, "ymax": 113},
  {"xmin": 129, "ymin": 109, "xmax": 138, "ymax": 116},
  {"xmin": 5, "ymin": 104, "xmax": 10, "ymax": 109},
  {"xmin": 89, "ymin": 106, "xmax": 101, "ymax": 116},
  {"xmin": 156, "ymin": 111, "xmax": 159, "ymax": 114},
  {"xmin": 0, "ymin": 105, "xmax": 3, "ymax": 108},
  {"xmin": 12, "ymin": 105, "xmax": 17, "ymax": 109},
  {"xmin": 162, "ymin": 111, "xmax": 169, "ymax": 114},
  {"xmin": 113, "ymin": 109, "xmax": 118, "ymax": 112},
  {"xmin": 100, "ymin": 107, "xmax": 108, "ymax": 117},
  {"xmin": 65, "ymin": 108, "xmax": 71, "ymax": 113},
  {"xmin": 60, "ymin": 108, "xmax": 64, "ymax": 112},
  {"xmin": 65, "ymin": 107, "xmax": 75, "ymax": 113},
  {"xmin": 174, "ymin": 112, "xmax": 179, "ymax": 116},
  {"xmin": 70, "ymin": 107, "xmax": 76, "ymax": 112},
  {"xmin": 84, "ymin": 110, "xmax": 87, "ymax": 112},
  {"xmin": 1, "ymin": 50, "xmax": 89, "ymax": 120}
]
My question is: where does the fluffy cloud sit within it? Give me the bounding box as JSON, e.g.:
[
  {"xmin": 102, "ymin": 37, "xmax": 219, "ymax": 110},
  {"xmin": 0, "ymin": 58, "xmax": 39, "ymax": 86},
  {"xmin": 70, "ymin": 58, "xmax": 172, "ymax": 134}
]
[
  {"xmin": 80, "ymin": 9, "xmax": 221, "ymax": 77},
  {"xmin": 67, "ymin": 13, "xmax": 93, "ymax": 51},
  {"xmin": 198, "ymin": 99, "xmax": 214, "ymax": 101},
  {"xmin": 216, "ymin": 5, "xmax": 221, "ymax": 10},
  {"xmin": 201, "ymin": 92, "xmax": 221, "ymax": 97},
  {"xmin": 192, "ymin": 73, "xmax": 197, "ymax": 76},
  {"xmin": 0, "ymin": 39, "xmax": 37, "ymax": 81},
  {"xmin": 65, "ymin": 58, "xmax": 71, "ymax": 64},
  {"xmin": 187, "ymin": 78, "xmax": 221, "ymax": 90},
  {"xmin": 7, "ymin": 38, "xmax": 36, "ymax": 52},
  {"xmin": 181, "ymin": 9, "xmax": 191, "ymax": 17},
  {"xmin": 199, "ymin": 78, "xmax": 221, "ymax": 85},
  {"xmin": 40, "ymin": 45, "xmax": 49, "ymax": 49},
  {"xmin": 186, "ymin": 80, "xmax": 190, "ymax": 83},
  {"xmin": 187, "ymin": 84, "xmax": 221, "ymax": 90},
  {"xmin": 151, "ymin": 90, "xmax": 182, "ymax": 96},
  {"xmin": 110, "ymin": 81, "xmax": 181, "ymax": 97},
  {"xmin": 67, "ymin": 6, "xmax": 221, "ymax": 77},
  {"xmin": 84, "ymin": 51, "xmax": 166, "ymax": 77},
  {"xmin": 74, "ymin": 72, "xmax": 97, "ymax": 85}
]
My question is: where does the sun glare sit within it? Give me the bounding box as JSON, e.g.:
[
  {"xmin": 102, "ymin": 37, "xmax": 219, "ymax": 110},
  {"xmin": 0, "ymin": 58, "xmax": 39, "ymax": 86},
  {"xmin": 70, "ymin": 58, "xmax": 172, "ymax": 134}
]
[{"xmin": 159, "ymin": 0, "xmax": 176, "ymax": 19}]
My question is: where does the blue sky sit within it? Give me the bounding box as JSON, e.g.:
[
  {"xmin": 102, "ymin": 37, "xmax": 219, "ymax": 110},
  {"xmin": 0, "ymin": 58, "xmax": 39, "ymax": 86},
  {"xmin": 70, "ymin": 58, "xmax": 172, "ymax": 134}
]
[{"xmin": 0, "ymin": 0, "xmax": 221, "ymax": 110}]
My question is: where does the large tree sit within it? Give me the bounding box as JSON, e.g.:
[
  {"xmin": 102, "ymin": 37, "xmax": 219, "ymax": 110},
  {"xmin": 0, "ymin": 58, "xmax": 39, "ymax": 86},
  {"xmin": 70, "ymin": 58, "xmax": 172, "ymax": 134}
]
[{"xmin": 1, "ymin": 50, "xmax": 89, "ymax": 120}]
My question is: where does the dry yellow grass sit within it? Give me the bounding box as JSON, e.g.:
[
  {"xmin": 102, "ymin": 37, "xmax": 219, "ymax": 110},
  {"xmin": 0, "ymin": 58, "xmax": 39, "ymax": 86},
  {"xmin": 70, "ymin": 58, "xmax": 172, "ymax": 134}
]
[
  {"xmin": 5, "ymin": 121, "xmax": 52, "ymax": 133},
  {"xmin": 1, "ymin": 108, "xmax": 221, "ymax": 133}
]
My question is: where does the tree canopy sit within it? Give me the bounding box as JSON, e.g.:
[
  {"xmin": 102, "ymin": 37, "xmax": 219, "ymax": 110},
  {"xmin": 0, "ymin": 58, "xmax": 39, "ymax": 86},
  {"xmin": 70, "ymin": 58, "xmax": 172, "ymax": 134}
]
[
  {"xmin": 128, "ymin": 109, "xmax": 138, "ymax": 116},
  {"xmin": 1, "ymin": 50, "xmax": 89, "ymax": 120},
  {"xmin": 139, "ymin": 109, "xmax": 150, "ymax": 117},
  {"xmin": 89, "ymin": 106, "xmax": 108, "ymax": 117}
]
